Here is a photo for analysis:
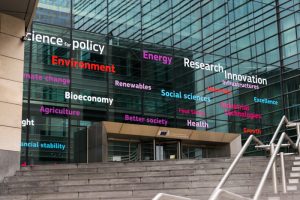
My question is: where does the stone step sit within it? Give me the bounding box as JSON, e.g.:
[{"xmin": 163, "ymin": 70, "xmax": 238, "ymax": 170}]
[
  {"xmin": 15, "ymin": 163, "xmax": 295, "ymax": 183},
  {"xmin": 0, "ymin": 194, "xmax": 152, "ymax": 200},
  {"xmin": 288, "ymin": 178, "xmax": 299, "ymax": 184},
  {"xmin": 267, "ymin": 193, "xmax": 300, "ymax": 200},
  {"xmin": 294, "ymin": 161, "xmax": 300, "ymax": 165},
  {"xmin": 9, "ymin": 173, "xmax": 287, "ymax": 187},
  {"xmin": 6, "ymin": 168, "xmax": 277, "ymax": 183},
  {"xmin": 295, "ymin": 157, "xmax": 300, "ymax": 160},
  {"xmin": 268, "ymin": 197, "xmax": 280, "ymax": 200},
  {"xmin": 0, "ymin": 195, "xmax": 27, "ymax": 200},
  {"xmin": 19, "ymin": 160, "xmax": 230, "ymax": 171},
  {"xmin": 13, "ymin": 167, "xmax": 274, "ymax": 180},
  {"xmin": 1, "ymin": 177, "xmax": 280, "ymax": 196},
  {"xmin": 20, "ymin": 156, "xmax": 290, "ymax": 172},
  {"xmin": 0, "ymin": 185, "xmax": 279, "ymax": 200},
  {"xmin": 14, "ymin": 165, "xmax": 247, "ymax": 176},
  {"xmin": 16, "ymin": 162, "xmax": 294, "ymax": 177},
  {"xmin": 290, "ymin": 172, "xmax": 300, "ymax": 178},
  {"xmin": 0, "ymin": 156, "xmax": 297, "ymax": 200},
  {"xmin": 0, "ymin": 192, "xmax": 288, "ymax": 200},
  {"xmin": 292, "ymin": 167, "xmax": 300, "ymax": 171},
  {"xmin": 0, "ymin": 191, "xmax": 192, "ymax": 200},
  {"xmin": 287, "ymin": 185, "xmax": 297, "ymax": 191},
  {"xmin": 42, "ymin": 198, "xmax": 151, "ymax": 200},
  {"xmin": 4, "ymin": 169, "xmax": 285, "ymax": 185},
  {"xmin": 16, "ymin": 160, "xmax": 294, "ymax": 177},
  {"xmin": 17, "ymin": 161, "xmax": 277, "ymax": 176},
  {"xmin": 2, "ymin": 178, "xmax": 277, "ymax": 195},
  {"xmin": 5, "ymin": 174, "xmax": 277, "ymax": 187},
  {"xmin": 3, "ymin": 173, "xmax": 276, "ymax": 190}
]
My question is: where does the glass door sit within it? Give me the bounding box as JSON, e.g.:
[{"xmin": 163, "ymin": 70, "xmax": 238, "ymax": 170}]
[
  {"xmin": 108, "ymin": 139, "xmax": 139, "ymax": 162},
  {"xmin": 155, "ymin": 140, "xmax": 178, "ymax": 160},
  {"xmin": 182, "ymin": 143, "xmax": 203, "ymax": 159},
  {"xmin": 141, "ymin": 140, "xmax": 154, "ymax": 161}
]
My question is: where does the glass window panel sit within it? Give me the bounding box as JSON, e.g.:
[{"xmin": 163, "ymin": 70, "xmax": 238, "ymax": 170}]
[
  {"xmin": 280, "ymin": 15, "xmax": 295, "ymax": 31},
  {"xmin": 281, "ymin": 28, "xmax": 296, "ymax": 44},
  {"xmin": 283, "ymin": 42, "xmax": 297, "ymax": 58},
  {"xmin": 35, "ymin": 0, "xmax": 71, "ymax": 27}
]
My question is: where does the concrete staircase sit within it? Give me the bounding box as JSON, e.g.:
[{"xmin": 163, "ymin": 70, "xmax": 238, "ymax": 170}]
[
  {"xmin": 278, "ymin": 156, "xmax": 300, "ymax": 200},
  {"xmin": 0, "ymin": 156, "xmax": 298, "ymax": 200}
]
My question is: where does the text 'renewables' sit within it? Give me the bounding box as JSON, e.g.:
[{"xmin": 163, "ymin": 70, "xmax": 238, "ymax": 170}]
[{"xmin": 114, "ymin": 80, "xmax": 151, "ymax": 91}]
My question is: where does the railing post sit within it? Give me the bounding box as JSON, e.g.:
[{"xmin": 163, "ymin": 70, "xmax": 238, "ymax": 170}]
[
  {"xmin": 280, "ymin": 152, "xmax": 287, "ymax": 193},
  {"xmin": 87, "ymin": 127, "xmax": 89, "ymax": 164},
  {"xmin": 208, "ymin": 135, "xmax": 255, "ymax": 200},
  {"xmin": 253, "ymin": 132, "xmax": 286, "ymax": 200},
  {"xmin": 297, "ymin": 124, "xmax": 300, "ymax": 155},
  {"xmin": 270, "ymin": 143, "xmax": 278, "ymax": 194},
  {"xmin": 270, "ymin": 116, "xmax": 287, "ymax": 145}
]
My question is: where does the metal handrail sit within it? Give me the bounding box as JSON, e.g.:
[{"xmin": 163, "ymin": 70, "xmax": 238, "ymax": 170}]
[
  {"xmin": 152, "ymin": 193, "xmax": 191, "ymax": 200},
  {"xmin": 208, "ymin": 135, "xmax": 264, "ymax": 200},
  {"xmin": 269, "ymin": 115, "xmax": 288, "ymax": 145},
  {"xmin": 211, "ymin": 189, "xmax": 251, "ymax": 200},
  {"xmin": 253, "ymin": 132, "xmax": 286, "ymax": 200},
  {"xmin": 254, "ymin": 131, "xmax": 300, "ymax": 199},
  {"xmin": 296, "ymin": 124, "xmax": 300, "ymax": 148},
  {"xmin": 209, "ymin": 115, "xmax": 300, "ymax": 200},
  {"xmin": 152, "ymin": 116, "xmax": 299, "ymax": 200}
]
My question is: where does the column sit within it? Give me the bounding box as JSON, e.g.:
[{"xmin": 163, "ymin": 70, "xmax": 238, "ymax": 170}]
[{"xmin": 0, "ymin": 13, "xmax": 25, "ymax": 181}]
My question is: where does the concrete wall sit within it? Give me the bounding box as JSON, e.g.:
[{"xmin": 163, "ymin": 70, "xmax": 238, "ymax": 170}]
[
  {"xmin": 0, "ymin": 13, "xmax": 25, "ymax": 181},
  {"xmin": 88, "ymin": 122, "xmax": 108, "ymax": 163},
  {"xmin": 230, "ymin": 135, "xmax": 242, "ymax": 157}
]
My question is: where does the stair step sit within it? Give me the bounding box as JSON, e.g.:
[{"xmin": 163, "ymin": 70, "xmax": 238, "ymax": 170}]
[
  {"xmin": 295, "ymin": 157, "xmax": 300, "ymax": 160},
  {"xmin": 294, "ymin": 161, "xmax": 300, "ymax": 165},
  {"xmin": 268, "ymin": 197, "xmax": 280, "ymax": 200},
  {"xmin": 153, "ymin": 193, "xmax": 191, "ymax": 200},
  {"xmin": 0, "ymin": 195, "xmax": 27, "ymax": 200},
  {"xmin": 17, "ymin": 157, "xmax": 275, "ymax": 172},
  {"xmin": 0, "ymin": 156, "xmax": 297, "ymax": 200},
  {"xmin": 292, "ymin": 167, "xmax": 300, "ymax": 171},
  {"xmin": 286, "ymin": 185, "xmax": 297, "ymax": 191},
  {"xmin": 290, "ymin": 172, "xmax": 300, "ymax": 177},
  {"xmin": 287, "ymin": 122, "xmax": 298, "ymax": 127},
  {"xmin": 288, "ymin": 178, "xmax": 299, "ymax": 184}
]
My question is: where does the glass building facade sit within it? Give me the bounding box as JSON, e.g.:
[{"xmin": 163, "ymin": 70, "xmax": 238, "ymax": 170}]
[{"xmin": 22, "ymin": 0, "xmax": 300, "ymax": 164}]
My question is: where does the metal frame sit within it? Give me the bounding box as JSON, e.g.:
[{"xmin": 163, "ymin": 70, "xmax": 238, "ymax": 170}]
[
  {"xmin": 208, "ymin": 135, "xmax": 264, "ymax": 200},
  {"xmin": 152, "ymin": 193, "xmax": 191, "ymax": 200},
  {"xmin": 208, "ymin": 115, "xmax": 300, "ymax": 200}
]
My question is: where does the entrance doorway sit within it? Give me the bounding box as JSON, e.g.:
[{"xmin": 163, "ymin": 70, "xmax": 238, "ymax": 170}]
[
  {"xmin": 88, "ymin": 121, "xmax": 241, "ymax": 163},
  {"xmin": 140, "ymin": 140, "xmax": 154, "ymax": 161},
  {"xmin": 106, "ymin": 136, "xmax": 211, "ymax": 162},
  {"xmin": 107, "ymin": 138, "xmax": 181, "ymax": 161},
  {"xmin": 182, "ymin": 143, "xmax": 203, "ymax": 159},
  {"xmin": 155, "ymin": 140, "xmax": 179, "ymax": 160},
  {"xmin": 107, "ymin": 139, "xmax": 139, "ymax": 162}
]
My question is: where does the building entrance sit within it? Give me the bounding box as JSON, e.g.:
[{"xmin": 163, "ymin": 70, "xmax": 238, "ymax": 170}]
[
  {"xmin": 107, "ymin": 139, "xmax": 139, "ymax": 162},
  {"xmin": 107, "ymin": 138, "xmax": 181, "ymax": 162},
  {"xmin": 155, "ymin": 140, "xmax": 179, "ymax": 160},
  {"xmin": 87, "ymin": 121, "xmax": 241, "ymax": 163}
]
